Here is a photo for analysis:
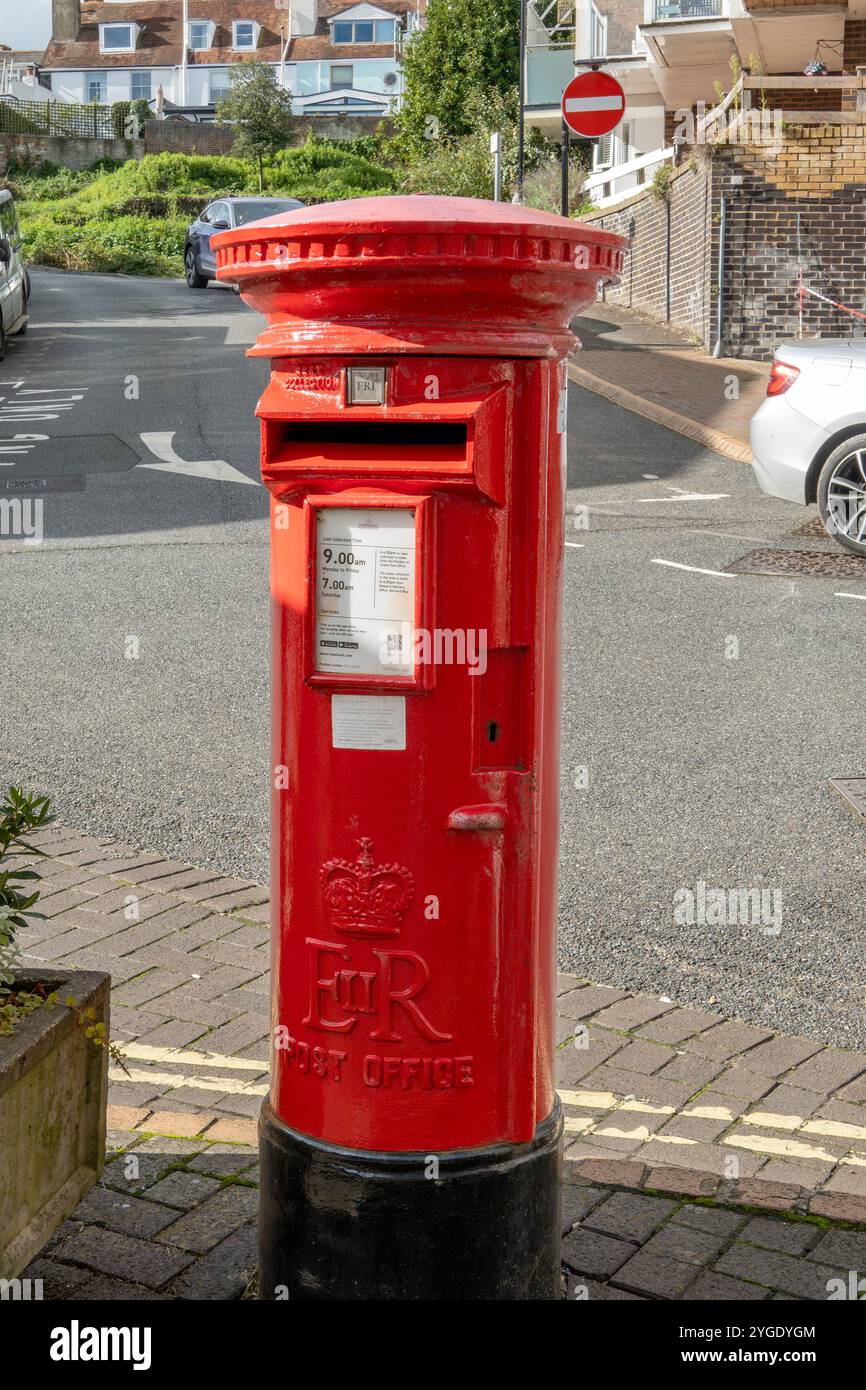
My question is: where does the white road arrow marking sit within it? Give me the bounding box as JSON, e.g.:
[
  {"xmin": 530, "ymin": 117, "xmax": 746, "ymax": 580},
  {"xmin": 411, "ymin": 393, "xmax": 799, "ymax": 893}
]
[
  {"xmin": 137, "ymin": 431, "xmax": 258, "ymax": 485},
  {"xmin": 639, "ymin": 485, "xmax": 730, "ymax": 502}
]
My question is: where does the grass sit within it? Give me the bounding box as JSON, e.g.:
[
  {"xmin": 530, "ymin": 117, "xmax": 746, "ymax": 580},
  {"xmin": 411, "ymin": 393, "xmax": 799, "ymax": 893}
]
[{"xmin": 6, "ymin": 142, "xmax": 397, "ymax": 278}]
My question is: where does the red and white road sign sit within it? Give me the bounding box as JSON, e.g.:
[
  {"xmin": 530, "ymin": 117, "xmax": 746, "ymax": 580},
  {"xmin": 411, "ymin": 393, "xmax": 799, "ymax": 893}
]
[{"xmin": 561, "ymin": 70, "xmax": 625, "ymax": 139}]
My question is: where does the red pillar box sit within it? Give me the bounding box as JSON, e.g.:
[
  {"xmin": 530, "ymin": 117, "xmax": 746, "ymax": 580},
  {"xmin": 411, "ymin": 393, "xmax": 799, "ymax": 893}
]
[{"xmin": 215, "ymin": 198, "xmax": 625, "ymax": 1301}]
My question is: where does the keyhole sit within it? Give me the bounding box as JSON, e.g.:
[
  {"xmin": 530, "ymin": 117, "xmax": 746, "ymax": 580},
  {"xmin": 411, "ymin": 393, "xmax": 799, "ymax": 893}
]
[{"xmin": 487, "ymin": 721, "xmax": 499, "ymax": 744}]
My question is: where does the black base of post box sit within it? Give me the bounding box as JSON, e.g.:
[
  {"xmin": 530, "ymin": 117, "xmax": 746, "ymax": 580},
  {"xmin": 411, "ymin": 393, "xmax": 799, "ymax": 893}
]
[{"xmin": 258, "ymin": 1099, "xmax": 563, "ymax": 1301}]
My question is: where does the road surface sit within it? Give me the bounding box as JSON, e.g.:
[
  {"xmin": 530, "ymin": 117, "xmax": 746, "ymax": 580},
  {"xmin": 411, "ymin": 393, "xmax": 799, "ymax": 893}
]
[{"xmin": 1, "ymin": 270, "xmax": 863, "ymax": 1046}]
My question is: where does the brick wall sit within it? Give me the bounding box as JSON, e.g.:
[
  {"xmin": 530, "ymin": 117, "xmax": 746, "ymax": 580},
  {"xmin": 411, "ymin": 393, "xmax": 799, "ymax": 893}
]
[
  {"xmin": 583, "ymin": 161, "xmax": 713, "ymax": 347},
  {"xmin": 581, "ymin": 120, "xmax": 866, "ymax": 359},
  {"xmin": 144, "ymin": 122, "xmax": 237, "ymax": 156},
  {"xmin": 144, "ymin": 115, "xmax": 390, "ymax": 157},
  {"xmin": 770, "ymin": 88, "xmax": 843, "ymax": 111},
  {"xmin": 596, "ymin": 0, "xmax": 643, "ymax": 60},
  {"xmin": 0, "ymin": 133, "xmax": 144, "ymax": 172},
  {"xmin": 844, "ymin": 19, "xmax": 866, "ymax": 68}
]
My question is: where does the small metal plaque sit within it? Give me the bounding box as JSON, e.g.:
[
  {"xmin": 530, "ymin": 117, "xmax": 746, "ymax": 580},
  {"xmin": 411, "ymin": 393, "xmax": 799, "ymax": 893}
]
[{"xmin": 347, "ymin": 367, "xmax": 386, "ymax": 405}]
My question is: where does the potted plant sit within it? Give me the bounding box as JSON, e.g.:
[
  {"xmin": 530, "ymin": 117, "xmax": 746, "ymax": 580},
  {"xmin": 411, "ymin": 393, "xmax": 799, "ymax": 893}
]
[{"xmin": 0, "ymin": 787, "xmax": 111, "ymax": 1279}]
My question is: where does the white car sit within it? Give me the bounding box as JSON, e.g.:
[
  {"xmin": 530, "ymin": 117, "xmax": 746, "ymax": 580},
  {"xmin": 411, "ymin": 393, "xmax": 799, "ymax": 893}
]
[
  {"xmin": 750, "ymin": 340, "xmax": 866, "ymax": 556},
  {"xmin": 0, "ymin": 188, "xmax": 29, "ymax": 359}
]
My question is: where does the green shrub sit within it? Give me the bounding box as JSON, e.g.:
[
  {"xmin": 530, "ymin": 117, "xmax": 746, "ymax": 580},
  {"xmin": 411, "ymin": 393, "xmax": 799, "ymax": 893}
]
[
  {"xmin": 21, "ymin": 211, "xmax": 187, "ymax": 276},
  {"xmin": 16, "ymin": 145, "xmax": 394, "ymax": 277}
]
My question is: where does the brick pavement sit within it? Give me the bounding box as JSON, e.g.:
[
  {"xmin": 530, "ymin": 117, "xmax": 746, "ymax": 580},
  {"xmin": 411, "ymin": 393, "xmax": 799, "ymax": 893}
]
[
  {"xmin": 13, "ymin": 823, "xmax": 866, "ymax": 1300},
  {"xmin": 570, "ymin": 302, "xmax": 770, "ymax": 461}
]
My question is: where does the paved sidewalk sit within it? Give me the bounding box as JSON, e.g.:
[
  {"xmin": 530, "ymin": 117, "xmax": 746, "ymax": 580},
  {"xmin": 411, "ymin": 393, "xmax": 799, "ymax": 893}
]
[
  {"xmin": 15, "ymin": 823, "xmax": 866, "ymax": 1300},
  {"xmin": 570, "ymin": 302, "xmax": 770, "ymax": 462}
]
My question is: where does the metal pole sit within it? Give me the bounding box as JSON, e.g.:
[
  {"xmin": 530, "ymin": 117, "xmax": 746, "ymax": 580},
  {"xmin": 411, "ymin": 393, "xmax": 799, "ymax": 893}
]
[
  {"xmin": 517, "ymin": 0, "xmax": 526, "ymax": 203},
  {"xmin": 181, "ymin": 0, "xmax": 189, "ymax": 107},
  {"xmin": 491, "ymin": 132, "xmax": 502, "ymax": 202},
  {"xmin": 712, "ymin": 194, "xmax": 726, "ymax": 357},
  {"xmin": 561, "ymin": 116, "xmax": 569, "ymax": 217}
]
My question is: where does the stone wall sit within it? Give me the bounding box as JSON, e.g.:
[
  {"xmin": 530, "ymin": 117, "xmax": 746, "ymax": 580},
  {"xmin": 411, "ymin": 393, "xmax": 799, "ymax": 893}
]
[
  {"xmin": 0, "ymin": 132, "xmax": 144, "ymax": 172},
  {"xmin": 144, "ymin": 114, "xmax": 391, "ymax": 157}
]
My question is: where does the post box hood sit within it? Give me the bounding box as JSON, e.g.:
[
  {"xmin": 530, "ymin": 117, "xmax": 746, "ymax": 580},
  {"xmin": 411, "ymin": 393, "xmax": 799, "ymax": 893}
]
[{"xmin": 213, "ymin": 195, "xmax": 628, "ymax": 359}]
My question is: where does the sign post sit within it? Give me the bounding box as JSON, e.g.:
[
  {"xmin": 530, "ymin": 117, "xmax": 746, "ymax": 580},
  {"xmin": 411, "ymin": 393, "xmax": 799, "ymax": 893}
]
[{"xmin": 561, "ymin": 68, "xmax": 626, "ymax": 216}]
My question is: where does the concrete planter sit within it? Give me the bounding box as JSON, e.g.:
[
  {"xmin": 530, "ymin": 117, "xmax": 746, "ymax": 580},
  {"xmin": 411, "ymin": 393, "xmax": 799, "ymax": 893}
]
[{"xmin": 0, "ymin": 967, "xmax": 109, "ymax": 1278}]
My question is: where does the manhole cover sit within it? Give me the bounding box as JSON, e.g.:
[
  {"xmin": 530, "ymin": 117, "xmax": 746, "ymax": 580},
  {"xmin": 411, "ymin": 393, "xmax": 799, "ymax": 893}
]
[
  {"xmin": 725, "ymin": 547, "xmax": 866, "ymax": 578},
  {"xmin": 828, "ymin": 778, "xmax": 866, "ymax": 822},
  {"xmin": 793, "ymin": 516, "xmax": 830, "ymax": 538}
]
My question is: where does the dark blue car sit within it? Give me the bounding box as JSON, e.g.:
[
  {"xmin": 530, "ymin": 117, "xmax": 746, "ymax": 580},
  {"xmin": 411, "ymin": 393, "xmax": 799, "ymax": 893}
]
[{"xmin": 184, "ymin": 196, "xmax": 305, "ymax": 289}]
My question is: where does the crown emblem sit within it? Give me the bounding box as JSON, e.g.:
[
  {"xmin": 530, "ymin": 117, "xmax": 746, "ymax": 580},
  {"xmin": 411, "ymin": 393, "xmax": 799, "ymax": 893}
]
[{"xmin": 321, "ymin": 837, "xmax": 414, "ymax": 939}]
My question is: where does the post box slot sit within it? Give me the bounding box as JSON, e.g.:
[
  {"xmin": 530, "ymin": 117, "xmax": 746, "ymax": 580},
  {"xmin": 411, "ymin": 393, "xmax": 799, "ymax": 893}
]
[{"xmin": 271, "ymin": 420, "xmax": 468, "ymax": 473}]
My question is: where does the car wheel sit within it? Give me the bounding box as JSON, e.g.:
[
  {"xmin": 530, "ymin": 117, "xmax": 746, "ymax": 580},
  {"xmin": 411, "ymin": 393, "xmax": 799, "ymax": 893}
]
[
  {"xmin": 184, "ymin": 246, "xmax": 208, "ymax": 289},
  {"xmin": 818, "ymin": 436, "xmax": 866, "ymax": 557},
  {"xmin": 23, "ymin": 270, "xmax": 31, "ymax": 302},
  {"xmin": 0, "ymin": 321, "xmax": 6, "ymax": 362}
]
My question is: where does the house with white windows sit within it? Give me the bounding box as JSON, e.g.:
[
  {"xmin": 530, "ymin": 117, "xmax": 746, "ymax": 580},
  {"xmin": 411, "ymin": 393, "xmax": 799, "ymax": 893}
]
[
  {"xmin": 42, "ymin": 0, "xmax": 425, "ymax": 119},
  {"xmin": 525, "ymin": 0, "xmax": 866, "ymax": 206}
]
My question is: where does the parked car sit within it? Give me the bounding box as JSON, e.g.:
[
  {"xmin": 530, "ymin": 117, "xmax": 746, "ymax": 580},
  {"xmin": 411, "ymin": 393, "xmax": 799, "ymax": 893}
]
[
  {"xmin": 184, "ymin": 196, "xmax": 305, "ymax": 289},
  {"xmin": 751, "ymin": 340, "xmax": 866, "ymax": 557},
  {"xmin": 0, "ymin": 188, "xmax": 29, "ymax": 359}
]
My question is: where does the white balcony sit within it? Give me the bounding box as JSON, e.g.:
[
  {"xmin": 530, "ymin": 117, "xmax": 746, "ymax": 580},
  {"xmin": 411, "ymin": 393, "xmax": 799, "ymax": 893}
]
[
  {"xmin": 583, "ymin": 144, "xmax": 674, "ymax": 207},
  {"xmin": 640, "ymin": 0, "xmax": 737, "ymax": 108}
]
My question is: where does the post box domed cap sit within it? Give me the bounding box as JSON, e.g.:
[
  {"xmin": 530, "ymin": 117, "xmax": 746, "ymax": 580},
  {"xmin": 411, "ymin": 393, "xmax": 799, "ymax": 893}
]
[{"xmin": 214, "ymin": 194, "xmax": 628, "ymax": 359}]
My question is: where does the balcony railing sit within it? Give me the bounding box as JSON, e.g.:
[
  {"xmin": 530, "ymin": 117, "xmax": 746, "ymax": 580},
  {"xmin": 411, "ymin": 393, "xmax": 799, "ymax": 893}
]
[{"xmin": 652, "ymin": 0, "xmax": 723, "ymax": 19}]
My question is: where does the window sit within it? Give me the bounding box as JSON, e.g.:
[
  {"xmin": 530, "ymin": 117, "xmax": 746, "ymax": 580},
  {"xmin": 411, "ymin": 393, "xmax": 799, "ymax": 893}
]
[
  {"xmin": 0, "ymin": 201, "xmax": 21, "ymax": 248},
  {"xmin": 233, "ymin": 21, "xmax": 256, "ymax": 50},
  {"xmin": 131, "ymin": 71, "xmax": 152, "ymax": 101},
  {"xmin": 86, "ymin": 72, "xmax": 106, "ymax": 104},
  {"xmin": 594, "ymin": 132, "xmax": 612, "ymax": 169},
  {"xmin": 210, "ymin": 71, "xmax": 232, "ymax": 104},
  {"xmin": 332, "ymin": 18, "xmax": 394, "ymax": 43},
  {"xmin": 188, "ymin": 21, "xmax": 211, "ymax": 51},
  {"xmin": 101, "ymin": 23, "xmax": 135, "ymax": 52},
  {"xmin": 331, "ymin": 65, "xmax": 353, "ymax": 88},
  {"xmin": 589, "ymin": 4, "xmax": 607, "ymax": 59}
]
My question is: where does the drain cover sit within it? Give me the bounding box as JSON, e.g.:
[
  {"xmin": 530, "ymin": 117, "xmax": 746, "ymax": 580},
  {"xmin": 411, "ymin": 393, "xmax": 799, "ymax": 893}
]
[
  {"xmin": 793, "ymin": 516, "xmax": 830, "ymax": 539},
  {"xmin": 828, "ymin": 778, "xmax": 866, "ymax": 822},
  {"xmin": 725, "ymin": 547, "xmax": 866, "ymax": 578}
]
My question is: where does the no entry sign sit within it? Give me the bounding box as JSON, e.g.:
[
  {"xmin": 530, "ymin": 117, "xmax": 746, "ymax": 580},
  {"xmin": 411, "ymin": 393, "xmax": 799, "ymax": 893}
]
[{"xmin": 561, "ymin": 70, "xmax": 625, "ymax": 139}]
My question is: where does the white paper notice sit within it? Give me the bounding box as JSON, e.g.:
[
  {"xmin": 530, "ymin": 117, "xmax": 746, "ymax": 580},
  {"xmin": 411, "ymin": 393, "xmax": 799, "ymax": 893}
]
[
  {"xmin": 316, "ymin": 507, "xmax": 416, "ymax": 676},
  {"xmin": 331, "ymin": 695, "xmax": 406, "ymax": 751}
]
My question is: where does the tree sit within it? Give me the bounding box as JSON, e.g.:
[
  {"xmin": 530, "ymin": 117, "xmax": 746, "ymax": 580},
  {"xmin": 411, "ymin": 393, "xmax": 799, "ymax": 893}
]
[
  {"xmin": 395, "ymin": 0, "xmax": 520, "ymax": 155},
  {"xmin": 216, "ymin": 60, "xmax": 297, "ymax": 191}
]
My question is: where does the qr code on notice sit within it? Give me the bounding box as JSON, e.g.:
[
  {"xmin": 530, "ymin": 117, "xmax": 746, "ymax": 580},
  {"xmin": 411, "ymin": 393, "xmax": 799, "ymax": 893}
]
[{"xmin": 383, "ymin": 632, "xmax": 403, "ymax": 660}]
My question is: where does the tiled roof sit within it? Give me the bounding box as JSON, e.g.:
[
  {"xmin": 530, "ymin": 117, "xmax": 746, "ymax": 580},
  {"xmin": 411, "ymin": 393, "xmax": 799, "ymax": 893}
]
[{"xmin": 43, "ymin": 1, "xmax": 419, "ymax": 69}]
